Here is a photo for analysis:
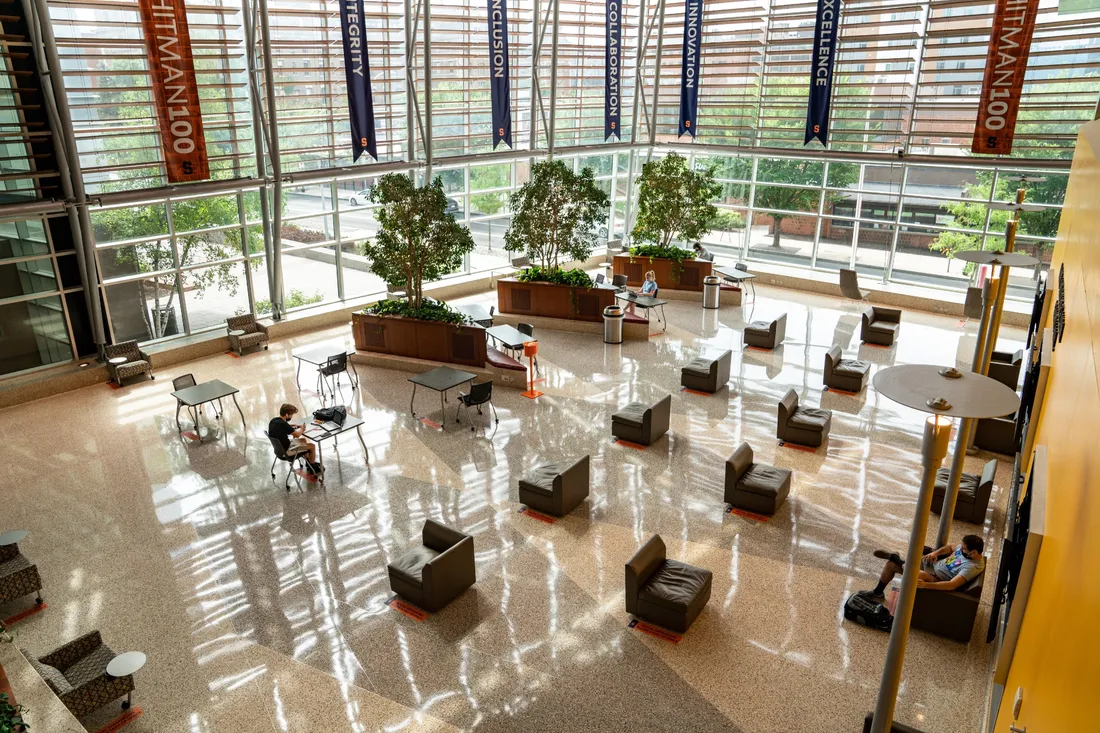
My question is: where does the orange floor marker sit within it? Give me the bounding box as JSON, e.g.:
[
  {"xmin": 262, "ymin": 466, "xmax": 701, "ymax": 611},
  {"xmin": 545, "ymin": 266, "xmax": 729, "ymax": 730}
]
[
  {"xmin": 419, "ymin": 417, "xmax": 442, "ymax": 429},
  {"xmin": 726, "ymin": 506, "xmax": 771, "ymax": 522},
  {"xmin": 613, "ymin": 437, "xmax": 647, "ymax": 450},
  {"xmin": 105, "ymin": 381, "xmax": 121, "ymax": 390},
  {"xmin": 3, "ymin": 602, "xmax": 47, "ymax": 627},
  {"xmin": 224, "ymin": 350, "xmax": 241, "ymax": 358},
  {"xmin": 778, "ymin": 440, "xmax": 818, "ymax": 453},
  {"xmin": 519, "ymin": 507, "xmax": 557, "ymax": 524},
  {"xmin": 294, "ymin": 469, "xmax": 319, "ymax": 483},
  {"xmin": 386, "ymin": 597, "xmax": 429, "ymax": 622},
  {"xmin": 628, "ymin": 619, "xmax": 682, "ymax": 644},
  {"xmin": 680, "ymin": 387, "xmax": 712, "ymax": 396},
  {"xmin": 823, "ymin": 386, "xmax": 860, "ymax": 396},
  {"xmin": 95, "ymin": 707, "xmax": 144, "ymax": 733},
  {"xmin": 745, "ymin": 346, "xmax": 774, "ymax": 353}
]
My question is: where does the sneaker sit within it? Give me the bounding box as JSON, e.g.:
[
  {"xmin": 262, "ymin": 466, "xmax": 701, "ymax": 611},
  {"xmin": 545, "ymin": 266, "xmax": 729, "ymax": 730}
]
[
  {"xmin": 873, "ymin": 549, "xmax": 903, "ymax": 565},
  {"xmin": 857, "ymin": 589, "xmax": 886, "ymax": 604},
  {"xmin": 311, "ymin": 462, "xmax": 325, "ymax": 475}
]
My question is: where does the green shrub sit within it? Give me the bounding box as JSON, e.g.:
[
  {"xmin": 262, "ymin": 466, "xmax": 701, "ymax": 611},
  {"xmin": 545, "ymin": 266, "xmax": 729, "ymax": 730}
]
[
  {"xmin": 709, "ymin": 210, "xmax": 745, "ymax": 231},
  {"xmin": 364, "ymin": 298, "xmax": 471, "ymax": 326},
  {"xmin": 628, "ymin": 244, "xmax": 695, "ymax": 262},
  {"xmin": 252, "ymin": 288, "xmax": 323, "ymax": 315},
  {"xmin": 515, "ymin": 266, "xmax": 594, "ymax": 288}
]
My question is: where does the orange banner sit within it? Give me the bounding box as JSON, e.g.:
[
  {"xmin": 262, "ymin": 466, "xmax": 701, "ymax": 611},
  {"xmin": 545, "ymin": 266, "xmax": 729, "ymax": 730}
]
[
  {"xmin": 971, "ymin": 0, "xmax": 1041, "ymax": 155},
  {"xmin": 138, "ymin": 0, "xmax": 209, "ymax": 182}
]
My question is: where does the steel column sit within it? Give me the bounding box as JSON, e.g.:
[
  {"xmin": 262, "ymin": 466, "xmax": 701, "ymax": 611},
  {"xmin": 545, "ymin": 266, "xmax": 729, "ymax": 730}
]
[
  {"xmin": 423, "ymin": 0, "xmax": 434, "ymax": 179},
  {"xmin": 242, "ymin": 0, "xmax": 275, "ymax": 308},
  {"xmin": 258, "ymin": 0, "xmax": 284, "ymax": 318},
  {"xmin": 547, "ymin": 0, "xmax": 561, "ymax": 158},
  {"xmin": 647, "ymin": 0, "xmax": 667, "ymax": 149},
  {"xmin": 404, "ymin": 0, "xmax": 418, "ymax": 165},
  {"xmin": 31, "ymin": 0, "xmax": 106, "ymax": 350}
]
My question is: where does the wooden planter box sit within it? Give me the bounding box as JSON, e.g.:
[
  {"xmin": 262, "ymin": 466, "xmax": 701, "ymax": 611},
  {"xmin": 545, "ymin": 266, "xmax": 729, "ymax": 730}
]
[
  {"xmin": 497, "ymin": 277, "xmax": 617, "ymax": 322},
  {"xmin": 613, "ymin": 253, "xmax": 713, "ymax": 291},
  {"xmin": 352, "ymin": 312, "xmax": 487, "ymax": 367}
]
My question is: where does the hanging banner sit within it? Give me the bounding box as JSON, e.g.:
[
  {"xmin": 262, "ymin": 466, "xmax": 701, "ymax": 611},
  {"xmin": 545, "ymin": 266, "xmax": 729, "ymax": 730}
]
[
  {"xmin": 971, "ymin": 0, "xmax": 1041, "ymax": 155},
  {"xmin": 138, "ymin": 0, "xmax": 209, "ymax": 183},
  {"xmin": 678, "ymin": 0, "xmax": 703, "ymax": 138},
  {"xmin": 804, "ymin": 0, "xmax": 841, "ymax": 146},
  {"xmin": 488, "ymin": 0, "xmax": 512, "ymax": 148},
  {"xmin": 339, "ymin": 0, "xmax": 378, "ymax": 161},
  {"xmin": 605, "ymin": 0, "xmax": 623, "ymax": 140}
]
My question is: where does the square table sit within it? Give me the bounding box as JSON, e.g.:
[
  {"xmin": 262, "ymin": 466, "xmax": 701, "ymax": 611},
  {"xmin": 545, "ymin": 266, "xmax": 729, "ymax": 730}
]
[
  {"xmin": 713, "ymin": 266, "xmax": 757, "ymax": 301},
  {"xmin": 485, "ymin": 324, "xmax": 533, "ymax": 351},
  {"xmin": 615, "ymin": 291, "xmax": 669, "ymax": 331},
  {"xmin": 454, "ymin": 303, "xmax": 494, "ymax": 327},
  {"xmin": 292, "ymin": 341, "xmax": 359, "ymax": 399},
  {"xmin": 303, "ymin": 415, "xmax": 370, "ymax": 484},
  {"xmin": 408, "ymin": 366, "xmax": 477, "ymax": 430},
  {"xmin": 170, "ymin": 379, "xmax": 245, "ymax": 441}
]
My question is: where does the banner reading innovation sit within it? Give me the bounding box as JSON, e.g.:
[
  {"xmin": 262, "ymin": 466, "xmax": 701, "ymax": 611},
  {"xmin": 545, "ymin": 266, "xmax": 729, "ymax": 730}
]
[
  {"xmin": 138, "ymin": 0, "xmax": 208, "ymax": 182},
  {"xmin": 678, "ymin": 0, "xmax": 704, "ymax": 138},
  {"xmin": 339, "ymin": 0, "xmax": 378, "ymax": 161},
  {"xmin": 971, "ymin": 0, "xmax": 1040, "ymax": 155},
  {"xmin": 605, "ymin": 0, "xmax": 623, "ymax": 140},
  {"xmin": 804, "ymin": 0, "xmax": 841, "ymax": 146},
  {"xmin": 488, "ymin": 0, "xmax": 512, "ymax": 148}
]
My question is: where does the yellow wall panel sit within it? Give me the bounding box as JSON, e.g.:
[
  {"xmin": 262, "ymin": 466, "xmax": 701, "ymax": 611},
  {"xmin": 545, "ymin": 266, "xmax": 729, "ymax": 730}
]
[{"xmin": 996, "ymin": 119, "xmax": 1100, "ymax": 730}]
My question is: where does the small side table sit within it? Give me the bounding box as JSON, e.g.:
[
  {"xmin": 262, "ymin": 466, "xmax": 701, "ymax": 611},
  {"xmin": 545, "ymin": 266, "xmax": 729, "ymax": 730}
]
[
  {"xmin": 227, "ymin": 330, "xmax": 245, "ymax": 337},
  {"xmin": 106, "ymin": 651, "xmax": 146, "ymax": 709},
  {"xmin": 0, "ymin": 529, "xmax": 28, "ymax": 546}
]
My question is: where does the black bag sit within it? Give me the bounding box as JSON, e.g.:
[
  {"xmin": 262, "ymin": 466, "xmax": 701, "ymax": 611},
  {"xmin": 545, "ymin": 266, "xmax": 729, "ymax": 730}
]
[
  {"xmin": 313, "ymin": 405, "xmax": 347, "ymax": 426},
  {"xmin": 844, "ymin": 592, "xmax": 893, "ymax": 631}
]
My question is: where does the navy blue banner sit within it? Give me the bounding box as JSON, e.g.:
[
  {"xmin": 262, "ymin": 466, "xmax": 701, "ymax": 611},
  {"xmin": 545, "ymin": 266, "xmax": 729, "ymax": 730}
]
[
  {"xmin": 678, "ymin": 0, "xmax": 703, "ymax": 138},
  {"xmin": 804, "ymin": 0, "xmax": 840, "ymax": 146},
  {"xmin": 488, "ymin": 0, "xmax": 512, "ymax": 148},
  {"xmin": 339, "ymin": 0, "xmax": 377, "ymax": 161},
  {"xmin": 605, "ymin": 0, "xmax": 623, "ymax": 140}
]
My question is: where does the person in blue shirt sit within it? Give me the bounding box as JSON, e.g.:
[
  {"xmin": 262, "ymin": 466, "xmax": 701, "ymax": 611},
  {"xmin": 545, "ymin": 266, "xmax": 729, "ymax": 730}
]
[
  {"xmin": 628, "ymin": 270, "xmax": 658, "ymax": 314},
  {"xmin": 859, "ymin": 534, "xmax": 986, "ymax": 603}
]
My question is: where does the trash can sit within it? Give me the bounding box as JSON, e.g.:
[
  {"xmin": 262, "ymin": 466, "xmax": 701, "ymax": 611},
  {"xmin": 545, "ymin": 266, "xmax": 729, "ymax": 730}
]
[
  {"xmin": 603, "ymin": 305, "xmax": 624, "ymax": 344},
  {"xmin": 702, "ymin": 275, "xmax": 721, "ymax": 310}
]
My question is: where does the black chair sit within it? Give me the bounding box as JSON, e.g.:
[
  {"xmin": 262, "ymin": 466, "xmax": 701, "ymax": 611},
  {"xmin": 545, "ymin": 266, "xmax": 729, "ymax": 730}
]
[
  {"xmin": 172, "ymin": 373, "xmax": 204, "ymax": 428},
  {"xmin": 456, "ymin": 381, "xmax": 498, "ymax": 430},
  {"xmin": 517, "ymin": 323, "xmax": 539, "ymax": 372},
  {"xmin": 266, "ymin": 431, "xmax": 309, "ymax": 491},
  {"xmin": 734, "ymin": 262, "xmax": 748, "ymax": 272},
  {"xmin": 595, "ymin": 273, "xmax": 606, "ymax": 284},
  {"xmin": 612, "ymin": 274, "xmax": 628, "ymax": 291},
  {"xmin": 318, "ymin": 352, "xmax": 356, "ymax": 396}
]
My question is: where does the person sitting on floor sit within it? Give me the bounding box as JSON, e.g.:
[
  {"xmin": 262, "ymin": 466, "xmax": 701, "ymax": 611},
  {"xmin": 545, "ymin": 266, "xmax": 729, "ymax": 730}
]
[
  {"xmin": 268, "ymin": 403, "xmax": 324, "ymax": 475},
  {"xmin": 628, "ymin": 270, "xmax": 658, "ymax": 314},
  {"xmin": 859, "ymin": 534, "xmax": 985, "ymax": 603},
  {"xmin": 692, "ymin": 242, "xmax": 713, "ymax": 261}
]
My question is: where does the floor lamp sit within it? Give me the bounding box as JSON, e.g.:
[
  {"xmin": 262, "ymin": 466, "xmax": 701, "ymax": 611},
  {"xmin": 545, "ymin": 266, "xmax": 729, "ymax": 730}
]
[{"xmin": 869, "ymin": 364, "xmax": 1020, "ymax": 733}]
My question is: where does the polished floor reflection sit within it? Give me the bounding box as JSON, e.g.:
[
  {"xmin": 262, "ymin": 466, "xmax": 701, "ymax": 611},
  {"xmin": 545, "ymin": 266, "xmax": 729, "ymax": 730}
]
[{"xmin": 0, "ymin": 284, "xmax": 1019, "ymax": 733}]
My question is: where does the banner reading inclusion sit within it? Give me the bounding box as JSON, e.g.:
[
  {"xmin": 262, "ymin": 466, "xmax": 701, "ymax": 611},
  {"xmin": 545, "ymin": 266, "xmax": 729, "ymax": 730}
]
[
  {"xmin": 605, "ymin": 0, "xmax": 623, "ymax": 140},
  {"xmin": 804, "ymin": 0, "xmax": 841, "ymax": 146},
  {"xmin": 678, "ymin": 0, "xmax": 703, "ymax": 138},
  {"xmin": 339, "ymin": 0, "xmax": 378, "ymax": 162},
  {"xmin": 138, "ymin": 0, "xmax": 209, "ymax": 182},
  {"xmin": 488, "ymin": 0, "xmax": 513, "ymax": 148},
  {"xmin": 971, "ymin": 0, "xmax": 1040, "ymax": 155}
]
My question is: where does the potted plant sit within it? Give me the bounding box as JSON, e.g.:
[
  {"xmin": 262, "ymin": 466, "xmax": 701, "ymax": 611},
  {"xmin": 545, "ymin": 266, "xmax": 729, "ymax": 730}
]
[
  {"xmin": 619, "ymin": 153, "xmax": 721, "ymax": 289},
  {"xmin": 0, "ymin": 693, "xmax": 26, "ymax": 733}
]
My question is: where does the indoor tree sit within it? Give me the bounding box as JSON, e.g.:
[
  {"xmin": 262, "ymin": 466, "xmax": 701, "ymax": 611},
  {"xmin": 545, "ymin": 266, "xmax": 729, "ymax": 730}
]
[
  {"xmin": 359, "ymin": 174, "xmax": 474, "ymax": 309},
  {"xmin": 504, "ymin": 160, "xmax": 610, "ymax": 271},
  {"xmin": 631, "ymin": 152, "xmax": 720, "ymax": 250}
]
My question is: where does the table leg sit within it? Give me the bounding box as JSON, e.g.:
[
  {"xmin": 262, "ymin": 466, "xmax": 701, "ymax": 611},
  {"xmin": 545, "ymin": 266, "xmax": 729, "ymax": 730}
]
[
  {"xmin": 410, "ymin": 383, "xmax": 418, "ymax": 417},
  {"xmin": 295, "ymin": 358, "xmax": 301, "ymax": 389},
  {"xmin": 440, "ymin": 390, "xmax": 446, "ymax": 431},
  {"xmin": 350, "ymin": 360, "xmax": 360, "ymax": 390},
  {"xmin": 175, "ymin": 400, "xmax": 182, "ymax": 431},
  {"xmin": 216, "ymin": 397, "xmax": 224, "ymax": 420},
  {"xmin": 661, "ymin": 304, "xmax": 667, "ymax": 331},
  {"xmin": 231, "ymin": 393, "xmax": 246, "ymax": 426},
  {"xmin": 357, "ymin": 424, "xmax": 369, "ymax": 464}
]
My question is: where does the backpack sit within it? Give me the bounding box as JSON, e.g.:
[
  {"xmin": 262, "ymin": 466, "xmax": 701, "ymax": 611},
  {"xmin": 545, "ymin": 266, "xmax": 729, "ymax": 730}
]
[
  {"xmin": 844, "ymin": 592, "xmax": 893, "ymax": 631},
  {"xmin": 313, "ymin": 405, "xmax": 347, "ymax": 426}
]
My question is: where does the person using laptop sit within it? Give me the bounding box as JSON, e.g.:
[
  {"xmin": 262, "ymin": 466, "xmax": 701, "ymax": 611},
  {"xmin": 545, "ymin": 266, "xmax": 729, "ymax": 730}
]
[
  {"xmin": 268, "ymin": 403, "xmax": 323, "ymax": 475},
  {"xmin": 627, "ymin": 269, "xmax": 658, "ymax": 315}
]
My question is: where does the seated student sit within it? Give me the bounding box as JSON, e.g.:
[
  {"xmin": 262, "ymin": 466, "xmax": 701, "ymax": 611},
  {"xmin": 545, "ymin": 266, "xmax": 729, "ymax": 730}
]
[
  {"xmin": 268, "ymin": 403, "xmax": 323, "ymax": 475},
  {"xmin": 628, "ymin": 269, "xmax": 658, "ymax": 314},
  {"xmin": 692, "ymin": 242, "xmax": 713, "ymax": 261},
  {"xmin": 859, "ymin": 534, "xmax": 985, "ymax": 603}
]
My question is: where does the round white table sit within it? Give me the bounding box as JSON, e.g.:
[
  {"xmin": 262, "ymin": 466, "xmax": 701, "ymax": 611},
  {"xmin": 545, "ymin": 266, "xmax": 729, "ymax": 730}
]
[
  {"xmin": 106, "ymin": 651, "xmax": 146, "ymax": 709},
  {"xmin": 0, "ymin": 530, "xmax": 28, "ymax": 546},
  {"xmin": 108, "ymin": 356, "xmax": 129, "ymax": 365}
]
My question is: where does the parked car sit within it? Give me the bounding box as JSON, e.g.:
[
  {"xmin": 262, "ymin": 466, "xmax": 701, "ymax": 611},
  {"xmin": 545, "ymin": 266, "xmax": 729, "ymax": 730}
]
[
  {"xmin": 348, "ymin": 188, "xmax": 372, "ymax": 206},
  {"xmin": 445, "ymin": 197, "xmax": 461, "ymax": 217}
]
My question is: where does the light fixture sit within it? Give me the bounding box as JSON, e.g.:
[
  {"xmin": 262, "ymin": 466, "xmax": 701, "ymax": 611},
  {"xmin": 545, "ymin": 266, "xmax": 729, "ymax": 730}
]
[{"xmin": 868, "ymin": 365, "xmax": 1020, "ymax": 733}]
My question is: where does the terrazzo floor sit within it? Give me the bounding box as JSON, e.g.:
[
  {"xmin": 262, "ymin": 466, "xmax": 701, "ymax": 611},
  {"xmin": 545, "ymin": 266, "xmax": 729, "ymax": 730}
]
[{"xmin": 0, "ymin": 283, "xmax": 1022, "ymax": 733}]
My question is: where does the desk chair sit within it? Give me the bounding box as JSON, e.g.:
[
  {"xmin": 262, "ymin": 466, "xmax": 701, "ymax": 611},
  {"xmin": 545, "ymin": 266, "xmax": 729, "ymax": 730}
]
[
  {"xmin": 612, "ymin": 274, "xmax": 628, "ymax": 291},
  {"xmin": 734, "ymin": 262, "xmax": 757, "ymax": 300},
  {"xmin": 172, "ymin": 373, "xmax": 205, "ymax": 427},
  {"xmin": 456, "ymin": 380, "xmax": 498, "ymax": 430},
  {"xmin": 840, "ymin": 268, "xmax": 870, "ymax": 301},
  {"xmin": 595, "ymin": 273, "xmax": 606, "ymax": 284},
  {"xmin": 319, "ymin": 352, "xmax": 357, "ymax": 396},
  {"xmin": 266, "ymin": 431, "xmax": 309, "ymax": 492}
]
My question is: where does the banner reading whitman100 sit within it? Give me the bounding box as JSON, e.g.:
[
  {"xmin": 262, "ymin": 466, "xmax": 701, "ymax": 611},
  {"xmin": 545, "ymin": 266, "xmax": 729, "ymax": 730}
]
[
  {"xmin": 971, "ymin": 0, "xmax": 1040, "ymax": 155},
  {"xmin": 138, "ymin": 0, "xmax": 209, "ymax": 183}
]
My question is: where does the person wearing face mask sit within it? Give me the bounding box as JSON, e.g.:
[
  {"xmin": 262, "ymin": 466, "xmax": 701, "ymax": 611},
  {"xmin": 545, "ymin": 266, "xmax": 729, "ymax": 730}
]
[{"xmin": 859, "ymin": 534, "xmax": 985, "ymax": 603}]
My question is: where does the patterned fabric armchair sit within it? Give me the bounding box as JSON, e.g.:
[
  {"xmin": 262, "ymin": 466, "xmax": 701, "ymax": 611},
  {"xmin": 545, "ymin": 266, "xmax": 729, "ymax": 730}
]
[
  {"xmin": 0, "ymin": 541, "xmax": 43, "ymax": 606},
  {"xmin": 226, "ymin": 313, "xmax": 270, "ymax": 355},
  {"xmin": 104, "ymin": 340, "xmax": 153, "ymax": 385},
  {"xmin": 23, "ymin": 631, "xmax": 135, "ymax": 718}
]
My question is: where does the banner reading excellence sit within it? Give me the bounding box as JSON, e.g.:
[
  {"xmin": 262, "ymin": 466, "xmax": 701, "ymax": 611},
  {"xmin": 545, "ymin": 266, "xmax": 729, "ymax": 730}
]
[
  {"xmin": 138, "ymin": 0, "xmax": 209, "ymax": 182},
  {"xmin": 605, "ymin": 0, "xmax": 623, "ymax": 140},
  {"xmin": 804, "ymin": 0, "xmax": 841, "ymax": 146},
  {"xmin": 971, "ymin": 0, "xmax": 1041, "ymax": 155},
  {"xmin": 488, "ymin": 0, "xmax": 513, "ymax": 148},
  {"xmin": 339, "ymin": 0, "xmax": 378, "ymax": 161},
  {"xmin": 678, "ymin": 0, "xmax": 703, "ymax": 138}
]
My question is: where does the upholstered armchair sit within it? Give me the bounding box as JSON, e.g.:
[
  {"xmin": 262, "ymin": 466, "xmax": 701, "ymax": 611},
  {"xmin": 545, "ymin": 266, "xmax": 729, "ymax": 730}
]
[
  {"xmin": 0, "ymin": 541, "xmax": 42, "ymax": 606},
  {"xmin": 932, "ymin": 458, "xmax": 997, "ymax": 523},
  {"xmin": 518, "ymin": 455, "xmax": 590, "ymax": 517},
  {"xmin": 680, "ymin": 349, "xmax": 732, "ymax": 394},
  {"xmin": 823, "ymin": 344, "xmax": 871, "ymax": 393},
  {"xmin": 226, "ymin": 313, "xmax": 270, "ymax": 355},
  {"xmin": 387, "ymin": 520, "xmax": 476, "ymax": 612},
  {"xmin": 611, "ymin": 394, "xmax": 672, "ymax": 446},
  {"xmin": 861, "ymin": 306, "xmax": 902, "ymax": 346},
  {"xmin": 910, "ymin": 572, "xmax": 984, "ymax": 642},
  {"xmin": 988, "ymin": 349, "xmax": 1025, "ymax": 390},
  {"xmin": 104, "ymin": 340, "xmax": 153, "ymax": 386},
  {"xmin": 724, "ymin": 442, "xmax": 792, "ymax": 515},
  {"xmin": 777, "ymin": 388, "xmax": 832, "ymax": 448},
  {"xmin": 743, "ymin": 313, "xmax": 787, "ymax": 350},
  {"xmin": 625, "ymin": 535, "xmax": 712, "ymax": 633},
  {"xmin": 23, "ymin": 631, "xmax": 135, "ymax": 718}
]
